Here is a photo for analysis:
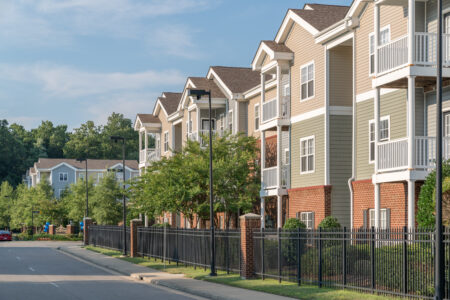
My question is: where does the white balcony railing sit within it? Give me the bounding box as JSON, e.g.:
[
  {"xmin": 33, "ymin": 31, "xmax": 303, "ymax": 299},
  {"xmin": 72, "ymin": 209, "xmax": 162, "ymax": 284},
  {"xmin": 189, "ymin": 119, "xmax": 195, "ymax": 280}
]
[
  {"xmin": 262, "ymin": 167, "xmax": 277, "ymax": 189},
  {"xmin": 377, "ymin": 33, "xmax": 450, "ymax": 75},
  {"xmin": 281, "ymin": 95, "xmax": 290, "ymax": 119},
  {"xmin": 377, "ymin": 136, "xmax": 450, "ymax": 172},
  {"xmin": 262, "ymin": 98, "xmax": 277, "ymax": 123},
  {"xmin": 139, "ymin": 148, "xmax": 160, "ymax": 164},
  {"xmin": 139, "ymin": 149, "xmax": 147, "ymax": 163},
  {"xmin": 188, "ymin": 132, "xmax": 198, "ymax": 141},
  {"xmin": 281, "ymin": 164, "xmax": 290, "ymax": 188}
]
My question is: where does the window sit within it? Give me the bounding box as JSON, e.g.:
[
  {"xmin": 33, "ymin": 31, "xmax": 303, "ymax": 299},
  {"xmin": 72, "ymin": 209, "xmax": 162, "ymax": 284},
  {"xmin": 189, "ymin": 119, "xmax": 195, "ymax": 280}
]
[
  {"xmin": 201, "ymin": 119, "xmax": 216, "ymax": 131},
  {"xmin": 79, "ymin": 173, "xmax": 85, "ymax": 180},
  {"xmin": 228, "ymin": 111, "xmax": 233, "ymax": 132},
  {"xmin": 297, "ymin": 212, "xmax": 314, "ymax": 229},
  {"xmin": 57, "ymin": 189, "xmax": 64, "ymax": 198},
  {"xmin": 300, "ymin": 62, "xmax": 314, "ymax": 100},
  {"xmin": 369, "ymin": 117, "xmax": 390, "ymax": 163},
  {"xmin": 59, "ymin": 172, "xmax": 68, "ymax": 182},
  {"xmin": 115, "ymin": 172, "xmax": 123, "ymax": 182},
  {"xmin": 369, "ymin": 27, "xmax": 390, "ymax": 74},
  {"xmin": 284, "ymin": 148, "xmax": 290, "ymax": 165},
  {"xmin": 300, "ymin": 136, "xmax": 315, "ymax": 173},
  {"xmin": 445, "ymin": 112, "xmax": 450, "ymax": 137},
  {"xmin": 254, "ymin": 104, "xmax": 260, "ymax": 131},
  {"xmin": 163, "ymin": 131, "xmax": 169, "ymax": 153},
  {"xmin": 369, "ymin": 209, "xmax": 389, "ymax": 229},
  {"xmin": 219, "ymin": 113, "xmax": 225, "ymax": 134}
]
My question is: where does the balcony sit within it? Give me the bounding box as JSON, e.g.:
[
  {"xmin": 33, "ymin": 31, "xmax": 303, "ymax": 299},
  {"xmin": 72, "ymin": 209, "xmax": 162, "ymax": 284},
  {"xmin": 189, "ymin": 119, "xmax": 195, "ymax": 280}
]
[
  {"xmin": 139, "ymin": 148, "xmax": 160, "ymax": 165},
  {"xmin": 262, "ymin": 98, "xmax": 277, "ymax": 123},
  {"xmin": 377, "ymin": 33, "xmax": 450, "ymax": 75},
  {"xmin": 262, "ymin": 165, "xmax": 290, "ymax": 190},
  {"xmin": 377, "ymin": 136, "xmax": 450, "ymax": 172}
]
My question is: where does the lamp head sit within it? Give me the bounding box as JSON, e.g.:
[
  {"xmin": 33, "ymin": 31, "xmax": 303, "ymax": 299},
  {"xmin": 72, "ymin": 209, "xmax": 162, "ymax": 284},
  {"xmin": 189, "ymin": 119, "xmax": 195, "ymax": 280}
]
[{"xmin": 188, "ymin": 89, "xmax": 209, "ymax": 100}]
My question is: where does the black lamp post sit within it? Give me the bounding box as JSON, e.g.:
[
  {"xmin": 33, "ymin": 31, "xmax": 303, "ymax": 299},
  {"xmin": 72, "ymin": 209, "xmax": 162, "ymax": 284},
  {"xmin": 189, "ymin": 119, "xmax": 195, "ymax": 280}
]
[
  {"xmin": 188, "ymin": 88, "xmax": 216, "ymax": 276},
  {"xmin": 76, "ymin": 158, "xmax": 89, "ymax": 219},
  {"xmin": 435, "ymin": 0, "xmax": 444, "ymax": 298},
  {"xmin": 110, "ymin": 136, "xmax": 127, "ymax": 256}
]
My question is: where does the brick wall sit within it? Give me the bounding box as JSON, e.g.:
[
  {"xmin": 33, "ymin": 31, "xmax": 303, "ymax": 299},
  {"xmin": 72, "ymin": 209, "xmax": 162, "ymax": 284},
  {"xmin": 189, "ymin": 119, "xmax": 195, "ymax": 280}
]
[
  {"xmin": 352, "ymin": 180, "xmax": 423, "ymax": 228},
  {"xmin": 287, "ymin": 185, "xmax": 332, "ymax": 228}
]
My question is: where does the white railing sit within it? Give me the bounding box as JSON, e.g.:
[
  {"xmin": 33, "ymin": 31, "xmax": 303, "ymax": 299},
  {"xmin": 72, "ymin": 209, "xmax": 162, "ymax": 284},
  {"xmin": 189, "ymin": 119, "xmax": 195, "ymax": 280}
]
[
  {"xmin": 188, "ymin": 132, "xmax": 198, "ymax": 141},
  {"xmin": 147, "ymin": 148, "xmax": 160, "ymax": 162},
  {"xmin": 262, "ymin": 167, "xmax": 277, "ymax": 189},
  {"xmin": 377, "ymin": 35, "xmax": 408, "ymax": 74},
  {"xmin": 281, "ymin": 95, "xmax": 290, "ymax": 119},
  {"xmin": 415, "ymin": 33, "xmax": 436, "ymax": 66},
  {"xmin": 139, "ymin": 149, "xmax": 147, "ymax": 163},
  {"xmin": 262, "ymin": 98, "xmax": 277, "ymax": 122},
  {"xmin": 415, "ymin": 136, "xmax": 450, "ymax": 169},
  {"xmin": 281, "ymin": 164, "xmax": 290, "ymax": 188},
  {"xmin": 377, "ymin": 138, "xmax": 408, "ymax": 172}
]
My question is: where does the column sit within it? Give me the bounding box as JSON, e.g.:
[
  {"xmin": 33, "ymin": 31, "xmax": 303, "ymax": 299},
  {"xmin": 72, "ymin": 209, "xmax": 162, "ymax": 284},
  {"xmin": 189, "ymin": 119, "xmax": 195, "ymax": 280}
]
[
  {"xmin": 277, "ymin": 125, "xmax": 283, "ymax": 229},
  {"xmin": 261, "ymin": 197, "xmax": 265, "ymax": 229},
  {"xmin": 374, "ymin": 3, "xmax": 380, "ymax": 75},
  {"xmin": 83, "ymin": 217, "xmax": 93, "ymax": 246},
  {"xmin": 261, "ymin": 73, "xmax": 265, "ymax": 120},
  {"xmin": 374, "ymin": 184, "xmax": 381, "ymax": 229},
  {"xmin": 240, "ymin": 213, "xmax": 261, "ymax": 279},
  {"xmin": 408, "ymin": 76, "xmax": 416, "ymax": 170},
  {"xmin": 130, "ymin": 219, "xmax": 143, "ymax": 258},
  {"xmin": 408, "ymin": 0, "xmax": 415, "ymax": 65},
  {"xmin": 374, "ymin": 88, "xmax": 381, "ymax": 229},
  {"xmin": 196, "ymin": 108, "xmax": 201, "ymax": 142},
  {"xmin": 276, "ymin": 64, "xmax": 282, "ymax": 118},
  {"xmin": 261, "ymin": 131, "xmax": 266, "ymax": 185},
  {"xmin": 144, "ymin": 130, "xmax": 148, "ymax": 149},
  {"xmin": 408, "ymin": 180, "xmax": 416, "ymax": 229},
  {"xmin": 139, "ymin": 131, "xmax": 142, "ymax": 152},
  {"xmin": 144, "ymin": 214, "xmax": 149, "ymax": 227}
]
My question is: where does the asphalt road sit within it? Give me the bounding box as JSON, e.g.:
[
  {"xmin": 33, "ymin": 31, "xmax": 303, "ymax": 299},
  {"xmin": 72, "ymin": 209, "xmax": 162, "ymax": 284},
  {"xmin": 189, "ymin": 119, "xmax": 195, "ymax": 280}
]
[{"xmin": 0, "ymin": 241, "xmax": 203, "ymax": 300}]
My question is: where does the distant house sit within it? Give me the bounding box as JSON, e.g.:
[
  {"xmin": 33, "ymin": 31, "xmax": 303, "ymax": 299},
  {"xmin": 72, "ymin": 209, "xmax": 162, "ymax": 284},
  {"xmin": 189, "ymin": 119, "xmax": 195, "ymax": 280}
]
[{"xmin": 25, "ymin": 158, "xmax": 139, "ymax": 198}]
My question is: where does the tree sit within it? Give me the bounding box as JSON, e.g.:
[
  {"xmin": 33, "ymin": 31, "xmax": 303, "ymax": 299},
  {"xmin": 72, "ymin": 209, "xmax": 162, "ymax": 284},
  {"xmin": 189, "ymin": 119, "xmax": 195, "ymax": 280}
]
[
  {"xmin": 0, "ymin": 181, "xmax": 14, "ymax": 229},
  {"xmin": 102, "ymin": 113, "xmax": 139, "ymax": 160},
  {"xmin": 63, "ymin": 121, "xmax": 103, "ymax": 159},
  {"xmin": 62, "ymin": 178, "xmax": 94, "ymax": 223},
  {"xmin": 91, "ymin": 173, "xmax": 122, "ymax": 225},
  {"xmin": 0, "ymin": 120, "xmax": 28, "ymax": 186},
  {"xmin": 31, "ymin": 121, "xmax": 70, "ymax": 158}
]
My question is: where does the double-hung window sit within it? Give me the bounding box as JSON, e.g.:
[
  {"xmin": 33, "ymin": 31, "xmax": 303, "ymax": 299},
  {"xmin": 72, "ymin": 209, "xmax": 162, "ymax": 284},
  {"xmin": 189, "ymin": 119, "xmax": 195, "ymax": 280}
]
[
  {"xmin": 163, "ymin": 131, "xmax": 169, "ymax": 153},
  {"xmin": 300, "ymin": 62, "xmax": 314, "ymax": 100},
  {"xmin": 369, "ymin": 209, "xmax": 389, "ymax": 229},
  {"xmin": 297, "ymin": 212, "xmax": 314, "ymax": 229},
  {"xmin": 369, "ymin": 117, "xmax": 390, "ymax": 163},
  {"xmin": 59, "ymin": 172, "xmax": 68, "ymax": 182},
  {"xmin": 369, "ymin": 27, "xmax": 390, "ymax": 75},
  {"xmin": 300, "ymin": 136, "xmax": 315, "ymax": 173},
  {"xmin": 254, "ymin": 104, "xmax": 260, "ymax": 131}
]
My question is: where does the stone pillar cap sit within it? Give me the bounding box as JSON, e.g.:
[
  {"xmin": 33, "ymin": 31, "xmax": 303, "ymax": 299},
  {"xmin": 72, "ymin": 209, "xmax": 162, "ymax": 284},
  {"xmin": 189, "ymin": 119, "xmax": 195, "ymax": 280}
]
[{"xmin": 239, "ymin": 213, "xmax": 262, "ymax": 220}]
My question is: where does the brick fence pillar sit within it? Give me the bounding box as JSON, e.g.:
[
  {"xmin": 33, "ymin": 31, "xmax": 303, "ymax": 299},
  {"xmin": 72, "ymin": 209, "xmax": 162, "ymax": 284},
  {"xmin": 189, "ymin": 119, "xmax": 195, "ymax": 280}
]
[
  {"xmin": 48, "ymin": 225, "xmax": 55, "ymax": 235},
  {"xmin": 130, "ymin": 219, "xmax": 143, "ymax": 258},
  {"xmin": 240, "ymin": 213, "xmax": 261, "ymax": 279},
  {"xmin": 83, "ymin": 217, "xmax": 93, "ymax": 245},
  {"xmin": 66, "ymin": 224, "xmax": 74, "ymax": 235}
]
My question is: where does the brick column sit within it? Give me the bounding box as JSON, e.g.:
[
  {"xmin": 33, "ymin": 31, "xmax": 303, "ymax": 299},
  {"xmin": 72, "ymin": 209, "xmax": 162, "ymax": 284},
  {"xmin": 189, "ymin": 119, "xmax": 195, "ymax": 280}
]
[
  {"xmin": 130, "ymin": 219, "xmax": 143, "ymax": 258},
  {"xmin": 240, "ymin": 213, "xmax": 261, "ymax": 279},
  {"xmin": 83, "ymin": 217, "xmax": 93, "ymax": 245},
  {"xmin": 48, "ymin": 225, "xmax": 55, "ymax": 235},
  {"xmin": 66, "ymin": 225, "xmax": 74, "ymax": 235}
]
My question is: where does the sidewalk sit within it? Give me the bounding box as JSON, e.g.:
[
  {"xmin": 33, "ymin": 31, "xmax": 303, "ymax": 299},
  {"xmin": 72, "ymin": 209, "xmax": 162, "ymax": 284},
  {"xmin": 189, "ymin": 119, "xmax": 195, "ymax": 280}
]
[{"xmin": 58, "ymin": 244, "xmax": 295, "ymax": 300}]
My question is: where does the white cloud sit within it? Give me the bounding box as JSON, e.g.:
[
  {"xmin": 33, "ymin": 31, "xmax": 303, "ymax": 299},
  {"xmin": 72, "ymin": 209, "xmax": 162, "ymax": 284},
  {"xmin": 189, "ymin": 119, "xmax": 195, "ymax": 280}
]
[
  {"xmin": 0, "ymin": 63, "xmax": 186, "ymax": 98},
  {"xmin": 149, "ymin": 25, "xmax": 203, "ymax": 59}
]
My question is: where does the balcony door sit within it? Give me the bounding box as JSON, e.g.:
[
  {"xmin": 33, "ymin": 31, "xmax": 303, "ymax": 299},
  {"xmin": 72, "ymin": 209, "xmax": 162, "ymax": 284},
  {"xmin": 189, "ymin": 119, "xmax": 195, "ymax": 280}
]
[{"xmin": 201, "ymin": 119, "xmax": 216, "ymax": 131}]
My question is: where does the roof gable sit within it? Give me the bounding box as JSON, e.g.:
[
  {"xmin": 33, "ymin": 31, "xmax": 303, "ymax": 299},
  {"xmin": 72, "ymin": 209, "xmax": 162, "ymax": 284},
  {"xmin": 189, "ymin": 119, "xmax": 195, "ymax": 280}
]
[{"xmin": 207, "ymin": 66, "xmax": 261, "ymax": 96}]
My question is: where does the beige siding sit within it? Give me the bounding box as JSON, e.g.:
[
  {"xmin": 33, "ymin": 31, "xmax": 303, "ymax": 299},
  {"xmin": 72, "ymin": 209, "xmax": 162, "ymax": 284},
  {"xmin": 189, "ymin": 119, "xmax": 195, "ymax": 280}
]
[
  {"xmin": 247, "ymin": 93, "xmax": 261, "ymax": 139},
  {"xmin": 415, "ymin": 88, "xmax": 425, "ymax": 136},
  {"xmin": 182, "ymin": 109, "xmax": 188, "ymax": 147},
  {"xmin": 265, "ymin": 87, "xmax": 277, "ymax": 101},
  {"xmin": 157, "ymin": 110, "xmax": 172, "ymax": 158},
  {"xmin": 426, "ymin": 0, "xmax": 450, "ymax": 33},
  {"xmin": 291, "ymin": 115, "xmax": 325, "ymax": 188},
  {"xmin": 355, "ymin": 3, "xmax": 408, "ymax": 95},
  {"xmin": 355, "ymin": 90, "xmax": 407, "ymax": 180},
  {"xmin": 285, "ymin": 22, "xmax": 325, "ymax": 116},
  {"xmin": 330, "ymin": 115, "xmax": 352, "ymax": 228},
  {"xmin": 329, "ymin": 45, "xmax": 353, "ymax": 107},
  {"xmin": 426, "ymin": 86, "xmax": 450, "ymax": 136}
]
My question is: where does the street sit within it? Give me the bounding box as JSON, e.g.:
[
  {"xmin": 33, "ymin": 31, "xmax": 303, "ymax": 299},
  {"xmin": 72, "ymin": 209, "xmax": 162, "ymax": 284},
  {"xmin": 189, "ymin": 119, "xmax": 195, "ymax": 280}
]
[{"xmin": 0, "ymin": 241, "xmax": 203, "ymax": 300}]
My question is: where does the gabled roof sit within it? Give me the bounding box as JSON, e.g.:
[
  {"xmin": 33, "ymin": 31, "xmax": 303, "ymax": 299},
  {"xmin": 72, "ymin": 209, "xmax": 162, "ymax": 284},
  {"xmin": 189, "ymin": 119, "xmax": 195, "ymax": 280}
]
[
  {"xmin": 209, "ymin": 66, "xmax": 261, "ymax": 94},
  {"xmin": 188, "ymin": 77, "xmax": 226, "ymax": 98},
  {"xmin": 261, "ymin": 40, "xmax": 293, "ymax": 53},
  {"xmin": 136, "ymin": 114, "xmax": 160, "ymax": 124},
  {"xmin": 252, "ymin": 40, "xmax": 294, "ymax": 71},
  {"xmin": 158, "ymin": 92, "xmax": 182, "ymax": 115},
  {"xmin": 290, "ymin": 4, "xmax": 349, "ymax": 32},
  {"xmin": 33, "ymin": 158, "xmax": 139, "ymax": 171}
]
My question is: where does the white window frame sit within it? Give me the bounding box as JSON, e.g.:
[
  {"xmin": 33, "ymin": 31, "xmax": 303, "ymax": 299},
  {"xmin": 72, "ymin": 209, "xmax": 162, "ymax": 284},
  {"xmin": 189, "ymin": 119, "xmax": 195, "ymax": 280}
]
[
  {"xmin": 297, "ymin": 212, "xmax": 314, "ymax": 229},
  {"xmin": 369, "ymin": 208, "xmax": 388, "ymax": 229},
  {"xmin": 163, "ymin": 131, "xmax": 169, "ymax": 153},
  {"xmin": 369, "ymin": 25, "xmax": 391, "ymax": 76},
  {"xmin": 300, "ymin": 135, "xmax": 315, "ymax": 174},
  {"xmin": 59, "ymin": 172, "xmax": 68, "ymax": 182},
  {"xmin": 284, "ymin": 148, "xmax": 290, "ymax": 165},
  {"xmin": 254, "ymin": 104, "xmax": 260, "ymax": 131},
  {"xmin": 201, "ymin": 118, "xmax": 216, "ymax": 131},
  {"xmin": 228, "ymin": 110, "xmax": 233, "ymax": 133},
  {"xmin": 369, "ymin": 116, "xmax": 390, "ymax": 164},
  {"xmin": 219, "ymin": 113, "xmax": 225, "ymax": 134},
  {"xmin": 300, "ymin": 61, "xmax": 315, "ymax": 101}
]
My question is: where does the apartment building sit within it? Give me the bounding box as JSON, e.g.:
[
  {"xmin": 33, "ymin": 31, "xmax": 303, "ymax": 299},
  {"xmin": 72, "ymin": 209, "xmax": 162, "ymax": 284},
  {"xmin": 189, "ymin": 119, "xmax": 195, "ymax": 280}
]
[{"xmin": 25, "ymin": 158, "xmax": 139, "ymax": 198}]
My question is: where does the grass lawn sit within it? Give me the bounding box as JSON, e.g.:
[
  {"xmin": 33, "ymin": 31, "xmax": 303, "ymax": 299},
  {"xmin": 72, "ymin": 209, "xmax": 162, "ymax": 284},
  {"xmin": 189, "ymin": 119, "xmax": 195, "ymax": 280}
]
[{"xmin": 85, "ymin": 246, "xmax": 398, "ymax": 300}]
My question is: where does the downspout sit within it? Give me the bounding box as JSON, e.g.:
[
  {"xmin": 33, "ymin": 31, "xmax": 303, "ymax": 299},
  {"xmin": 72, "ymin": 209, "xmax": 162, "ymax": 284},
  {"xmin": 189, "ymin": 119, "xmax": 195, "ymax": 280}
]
[{"xmin": 348, "ymin": 34, "xmax": 356, "ymax": 230}]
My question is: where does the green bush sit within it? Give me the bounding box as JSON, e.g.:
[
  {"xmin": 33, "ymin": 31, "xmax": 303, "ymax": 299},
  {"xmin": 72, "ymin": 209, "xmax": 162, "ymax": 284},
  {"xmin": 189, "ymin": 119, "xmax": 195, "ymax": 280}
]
[
  {"xmin": 13, "ymin": 233, "xmax": 82, "ymax": 241},
  {"xmin": 283, "ymin": 218, "xmax": 306, "ymax": 230},
  {"xmin": 318, "ymin": 216, "xmax": 341, "ymax": 229},
  {"xmin": 151, "ymin": 222, "xmax": 170, "ymax": 228}
]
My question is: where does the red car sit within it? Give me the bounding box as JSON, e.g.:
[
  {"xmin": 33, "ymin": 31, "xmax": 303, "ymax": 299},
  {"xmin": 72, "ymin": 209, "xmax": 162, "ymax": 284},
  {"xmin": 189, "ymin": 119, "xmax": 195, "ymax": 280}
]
[{"xmin": 0, "ymin": 230, "xmax": 12, "ymax": 241}]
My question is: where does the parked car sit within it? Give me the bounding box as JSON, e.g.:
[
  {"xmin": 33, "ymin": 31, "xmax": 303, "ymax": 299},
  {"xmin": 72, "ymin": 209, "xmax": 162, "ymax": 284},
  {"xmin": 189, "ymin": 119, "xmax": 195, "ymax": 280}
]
[{"xmin": 0, "ymin": 230, "xmax": 12, "ymax": 241}]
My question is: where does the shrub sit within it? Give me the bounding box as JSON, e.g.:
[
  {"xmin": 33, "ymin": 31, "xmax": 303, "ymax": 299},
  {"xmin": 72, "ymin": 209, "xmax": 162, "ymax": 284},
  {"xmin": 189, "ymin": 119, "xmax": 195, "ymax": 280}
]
[
  {"xmin": 318, "ymin": 216, "xmax": 341, "ymax": 229},
  {"xmin": 283, "ymin": 218, "xmax": 306, "ymax": 230},
  {"xmin": 151, "ymin": 222, "xmax": 170, "ymax": 228}
]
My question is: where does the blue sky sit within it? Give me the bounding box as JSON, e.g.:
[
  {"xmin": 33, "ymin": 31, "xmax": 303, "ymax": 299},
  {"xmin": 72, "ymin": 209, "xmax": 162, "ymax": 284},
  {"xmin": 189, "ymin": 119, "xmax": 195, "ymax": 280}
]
[{"xmin": 0, "ymin": 0, "xmax": 351, "ymax": 130}]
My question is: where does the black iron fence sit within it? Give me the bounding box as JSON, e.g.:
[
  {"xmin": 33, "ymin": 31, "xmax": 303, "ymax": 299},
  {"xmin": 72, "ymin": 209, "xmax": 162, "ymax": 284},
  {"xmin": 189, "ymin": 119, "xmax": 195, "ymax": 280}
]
[
  {"xmin": 88, "ymin": 225, "xmax": 130, "ymax": 254},
  {"xmin": 253, "ymin": 227, "xmax": 450, "ymax": 299},
  {"xmin": 137, "ymin": 227, "xmax": 240, "ymax": 273}
]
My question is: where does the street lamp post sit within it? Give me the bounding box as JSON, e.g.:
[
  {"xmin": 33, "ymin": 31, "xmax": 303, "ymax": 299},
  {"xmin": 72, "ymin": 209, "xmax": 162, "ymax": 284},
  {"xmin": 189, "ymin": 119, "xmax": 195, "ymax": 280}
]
[
  {"xmin": 110, "ymin": 136, "xmax": 127, "ymax": 256},
  {"xmin": 188, "ymin": 88, "xmax": 216, "ymax": 276},
  {"xmin": 435, "ymin": 0, "xmax": 444, "ymax": 299}
]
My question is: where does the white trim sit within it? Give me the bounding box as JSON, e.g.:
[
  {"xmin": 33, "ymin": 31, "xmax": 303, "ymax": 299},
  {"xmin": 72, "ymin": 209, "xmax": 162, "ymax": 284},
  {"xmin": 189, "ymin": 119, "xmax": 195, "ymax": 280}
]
[
  {"xmin": 300, "ymin": 61, "xmax": 315, "ymax": 102},
  {"xmin": 172, "ymin": 118, "xmax": 183, "ymax": 126},
  {"xmin": 163, "ymin": 131, "xmax": 169, "ymax": 153},
  {"xmin": 368, "ymin": 115, "xmax": 390, "ymax": 164},
  {"xmin": 207, "ymin": 68, "xmax": 233, "ymax": 99},
  {"xmin": 243, "ymin": 79, "xmax": 277, "ymax": 99},
  {"xmin": 48, "ymin": 162, "xmax": 78, "ymax": 172},
  {"xmin": 58, "ymin": 172, "xmax": 68, "ymax": 182},
  {"xmin": 324, "ymin": 31, "xmax": 354, "ymax": 49},
  {"xmin": 254, "ymin": 103, "xmax": 260, "ymax": 132},
  {"xmin": 152, "ymin": 98, "xmax": 169, "ymax": 118},
  {"xmin": 369, "ymin": 25, "xmax": 391, "ymax": 77},
  {"xmin": 356, "ymin": 88, "xmax": 399, "ymax": 103},
  {"xmin": 275, "ymin": 10, "xmax": 319, "ymax": 44},
  {"xmin": 290, "ymin": 107, "xmax": 325, "ymax": 124},
  {"xmin": 329, "ymin": 106, "xmax": 353, "ymax": 115},
  {"xmin": 325, "ymin": 49, "xmax": 330, "ymax": 185},
  {"xmin": 300, "ymin": 135, "xmax": 315, "ymax": 175}
]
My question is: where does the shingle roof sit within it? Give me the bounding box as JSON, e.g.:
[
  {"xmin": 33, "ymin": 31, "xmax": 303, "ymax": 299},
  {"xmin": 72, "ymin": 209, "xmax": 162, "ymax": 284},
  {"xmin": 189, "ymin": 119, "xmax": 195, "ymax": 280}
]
[
  {"xmin": 159, "ymin": 92, "xmax": 182, "ymax": 115},
  {"xmin": 290, "ymin": 4, "xmax": 349, "ymax": 31},
  {"xmin": 189, "ymin": 77, "xmax": 226, "ymax": 98},
  {"xmin": 137, "ymin": 114, "xmax": 160, "ymax": 124},
  {"xmin": 210, "ymin": 66, "xmax": 261, "ymax": 94},
  {"xmin": 34, "ymin": 158, "xmax": 139, "ymax": 170},
  {"xmin": 261, "ymin": 41, "xmax": 293, "ymax": 53}
]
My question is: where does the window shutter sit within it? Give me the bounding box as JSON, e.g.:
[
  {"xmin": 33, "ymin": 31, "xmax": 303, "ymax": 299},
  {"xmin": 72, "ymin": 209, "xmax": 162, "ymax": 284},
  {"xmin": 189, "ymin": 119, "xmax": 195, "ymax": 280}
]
[
  {"xmin": 386, "ymin": 208, "xmax": 391, "ymax": 229},
  {"xmin": 363, "ymin": 209, "xmax": 368, "ymax": 229}
]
